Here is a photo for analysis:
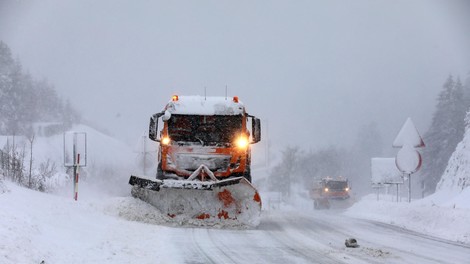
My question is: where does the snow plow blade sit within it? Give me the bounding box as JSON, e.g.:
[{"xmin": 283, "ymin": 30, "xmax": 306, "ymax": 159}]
[{"xmin": 129, "ymin": 175, "xmax": 262, "ymax": 227}]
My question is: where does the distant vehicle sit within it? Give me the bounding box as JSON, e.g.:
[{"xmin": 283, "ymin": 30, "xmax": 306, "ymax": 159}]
[{"xmin": 309, "ymin": 177, "xmax": 351, "ymax": 209}]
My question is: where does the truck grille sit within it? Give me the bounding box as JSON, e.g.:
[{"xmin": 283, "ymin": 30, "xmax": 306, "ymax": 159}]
[{"xmin": 175, "ymin": 154, "xmax": 231, "ymax": 172}]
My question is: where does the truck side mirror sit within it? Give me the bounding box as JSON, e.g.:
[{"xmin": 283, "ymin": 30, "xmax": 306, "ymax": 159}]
[
  {"xmin": 149, "ymin": 112, "xmax": 164, "ymax": 141},
  {"xmin": 252, "ymin": 117, "xmax": 261, "ymax": 143}
]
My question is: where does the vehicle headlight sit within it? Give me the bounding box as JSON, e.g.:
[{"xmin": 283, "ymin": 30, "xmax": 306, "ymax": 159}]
[
  {"xmin": 324, "ymin": 187, "xmax": 329, "ymax": 192},
  {"xmin": 345, "ymin": 187, "xmax": 349, "ymax": 192},
  {"xmin": 161, "ymin": 136, "xmax": 171, "ymax": 145},
  {"xmin": 235, "ymin": 135, "xmax": 249, "ymax": 149}
]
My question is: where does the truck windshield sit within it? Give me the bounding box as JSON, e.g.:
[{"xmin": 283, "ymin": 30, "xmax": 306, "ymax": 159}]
[
  {"xmin": 326, "ymin": 181, "xmax": 348, "ymax": 190},
  {"xmin": 167, "ymin": 114, "xmax": 243, "ymax": 144}
]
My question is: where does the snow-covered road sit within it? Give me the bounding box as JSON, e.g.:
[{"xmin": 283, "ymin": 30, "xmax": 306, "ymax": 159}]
[
  {"xmin": 174, "ymin": 210, "xmax": 470, "ymax": 264},
  {"xmin": 1, "ymin": 182, "xmax": 469, "ymax": 264}
]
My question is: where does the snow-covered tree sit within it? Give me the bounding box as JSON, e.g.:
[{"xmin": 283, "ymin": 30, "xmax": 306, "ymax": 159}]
[
  {"xmin": 269, "ymin": 121, "xmax": 384, "ymax": 197},
  {"xmin": 463, "ymin": 73, "xmax": 470, "ymax": 108},
  {"xmin": 0, "ymin": 41, "xmax": 18, "ymax": 134},
  {"xmin": 268, "ymin": 146, "xmax": 300, "ymax": 198},
  {"xmin": 0, "ymin": 41, "xmax": 81, "ymax": 136},
  {"xmin": 0, "ymin": 41, "xmax": 84, "ymax": 191},
  {"xmin": 420, "ymin": 75, "xmax": 468, "ymax": 195},
  {"xmin": 297, "ymin": 146, "xmax": 345, "ymax": 186},
  {"xmin": 436, "ymin": 110, "xmax": 470, "ymax": 192}
]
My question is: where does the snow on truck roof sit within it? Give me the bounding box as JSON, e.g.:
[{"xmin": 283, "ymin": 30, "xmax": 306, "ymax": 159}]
[{"xmin": 164, "ymin": 95, "xmax": 246, "ymax": 115}]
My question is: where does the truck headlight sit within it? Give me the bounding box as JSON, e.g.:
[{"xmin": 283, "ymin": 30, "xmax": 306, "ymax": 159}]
[
  {"xmin": 324, "ymin": 187, "xmax": 329, "ymax": 192},
  {"xmin": 161, "ymin": 136, "xmax": 171, "ymax": 145},
  {"xmin": 235, "ymin": 136, "xmax": 249, "ymax": 149}
]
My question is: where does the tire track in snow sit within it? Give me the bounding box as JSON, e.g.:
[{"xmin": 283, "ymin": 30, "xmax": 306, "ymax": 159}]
[
  {"xmin": 262, "ymin": 215, "xmax": 347, "ymax": 264},
  {"xmin": 312, "ymin": 211, "xmax": 470, "ymax": 264},
  {"xmin": 188, "ymin": 228, "xmax": 237, "ymax": 264},
  {"xmin": 279, "ymin": 213, "xmax": 385, "ymax": 264},
  {"xmin": 204, "ymin": 226, "xmax": 295, "ymax": 264},
  {"xmin": 187, "ymin": 219, "xmax": 314, "ymax": 263},
  {"xmin": 369, "ymin": 221, "xmax": 470, "ymax": 249}
]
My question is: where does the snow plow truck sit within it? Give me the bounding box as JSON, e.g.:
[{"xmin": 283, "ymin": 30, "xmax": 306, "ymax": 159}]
[
  {"xmin": 309, "ymin": 177, "xmax": 351, "ymax": 209},
  {"xmin": 129, "ymin": 95, "xmax": 262, "ymax": 226}
]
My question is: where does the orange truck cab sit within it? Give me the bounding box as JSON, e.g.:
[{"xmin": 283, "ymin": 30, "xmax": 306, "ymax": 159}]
[
  {"xmin": 310, "ymin": 177, "xmax": 351, "ymax": 200},
  {"xmin": 320, "ymin": 179, "xmax": 350, "ymax": 199},
  {"xmin": 148, "ymin": 95, "xmax": 261, "ymax": 182}
]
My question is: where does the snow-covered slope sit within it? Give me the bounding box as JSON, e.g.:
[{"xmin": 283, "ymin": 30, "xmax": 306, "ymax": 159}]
[
  {"xmin": 0, "ymin": 181, "xmax": 182, "ymax": 264},
  {"xmin": 418, "ymin": 112, "xmax": 470, "ymax": 210},
  {"xmin": 436, "ymin": 125, "xmax": 470, "ymax": 193}
]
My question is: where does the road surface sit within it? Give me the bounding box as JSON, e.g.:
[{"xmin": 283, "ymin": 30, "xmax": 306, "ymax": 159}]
[{"xmin": 166, "ymin": 210, "xmax": 470, "ymax": 264}]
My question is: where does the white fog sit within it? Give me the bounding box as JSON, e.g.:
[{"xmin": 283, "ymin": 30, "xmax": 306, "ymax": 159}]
[{"xmin": 1, "ymin": 1, "xmax": 469, "ymax": 149}]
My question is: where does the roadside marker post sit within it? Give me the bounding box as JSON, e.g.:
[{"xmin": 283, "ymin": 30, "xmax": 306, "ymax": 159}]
[
  {"xmin": 74, "ymin": 154, "xmax": 80, "ymax": 201},
  {"xmin": 64, "ymin": 132, "xmax": 87, "ymax": 201}
]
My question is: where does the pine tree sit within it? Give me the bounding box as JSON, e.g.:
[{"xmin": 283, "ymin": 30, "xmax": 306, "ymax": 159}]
[
  {"xmin": 464, "ymin": 73, "xmax": 470, "ymax": 107},
  {"xmin": 0, "ymin": 41, "xmax": 16, "ymax": 134},
  {"xmin": 0, "ymin": 41, "xmax": 81, "ymax": 135},
  {"xmin": 420, "ymin": 75, "xmax": 468, "ymax": 195}
]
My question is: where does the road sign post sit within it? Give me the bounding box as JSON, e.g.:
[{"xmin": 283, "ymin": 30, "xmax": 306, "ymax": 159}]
[
  {"xmin": 393, "ymin": 118, "xmax": 425, "ymax": 203},
  {"xmin": 371, "ymin": 158, "xmax": 404, "ymax": 202}
]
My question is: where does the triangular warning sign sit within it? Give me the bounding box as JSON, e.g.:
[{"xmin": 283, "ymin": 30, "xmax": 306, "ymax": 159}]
[{"xmin": 392, "ymin": 117, "xmax": 425, "ymax": 148}]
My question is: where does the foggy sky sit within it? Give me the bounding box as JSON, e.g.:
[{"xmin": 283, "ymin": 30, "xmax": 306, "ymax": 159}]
[{"xmin": 1, "ymin": 0, "xmax": 470, "ymax": 156}]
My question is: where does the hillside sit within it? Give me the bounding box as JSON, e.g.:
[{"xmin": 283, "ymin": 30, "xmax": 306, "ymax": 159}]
[
  {"xmin": 436, "ymin": 121, "xmax": 470, "ymax": 194},
  {"xmin": 1, "ymin": 124, "xmax": 137, "ymax": 196}
]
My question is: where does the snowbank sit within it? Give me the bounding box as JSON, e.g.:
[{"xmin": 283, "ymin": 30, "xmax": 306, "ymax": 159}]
[
  {"xmin": 0, "ymin": 181, "xmax": 184, "ymax": 264},
  {"xmin": 419, "ymin": 187, "xmax": 470, "ymax": 210},
  {"xmin": 344, "ymin": 190, "xmax": 470, "ymax": 244}
]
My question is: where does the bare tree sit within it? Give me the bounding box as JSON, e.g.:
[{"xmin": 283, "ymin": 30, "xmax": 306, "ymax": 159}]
[{"xmin": 1, "ymin": 136, "xmax": 26, "ymax": 185}]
